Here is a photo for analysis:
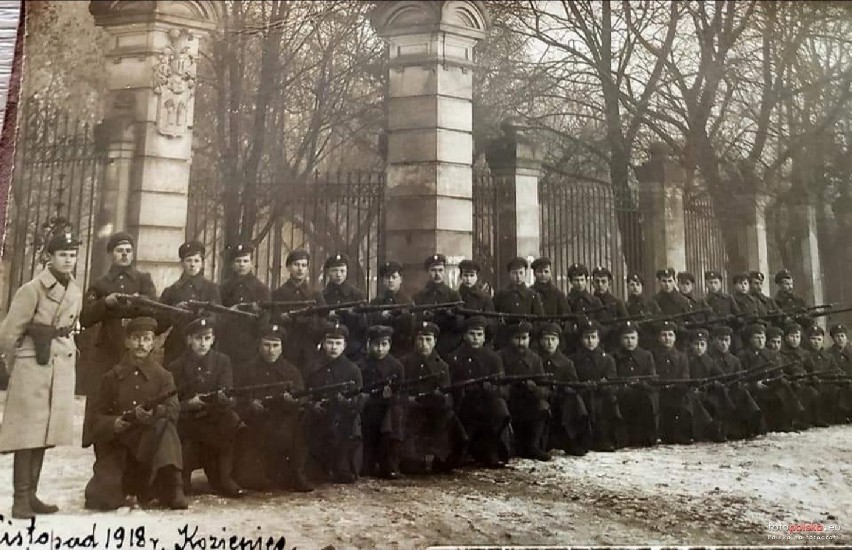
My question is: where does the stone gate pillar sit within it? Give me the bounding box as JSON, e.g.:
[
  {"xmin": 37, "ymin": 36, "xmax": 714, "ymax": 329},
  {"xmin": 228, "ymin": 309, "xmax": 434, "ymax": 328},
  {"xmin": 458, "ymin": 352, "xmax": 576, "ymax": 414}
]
[
  {"xmin": 89, "ymin": 0, "xmax": 220, "ymax": 291},
  {"xmin": 635, "ymin": 142, "xmax": 687, "ymax": 282},
  {"xmin": 794, "ymin": 196, "xmax": 825, "ymax": 308},
  {"xmin": 741, "ymin": 190, "xmax": 771, "ymax": 279},
  {"xmin": 371, "ymin": 1, "xmax": 490, "ymax": 291}
]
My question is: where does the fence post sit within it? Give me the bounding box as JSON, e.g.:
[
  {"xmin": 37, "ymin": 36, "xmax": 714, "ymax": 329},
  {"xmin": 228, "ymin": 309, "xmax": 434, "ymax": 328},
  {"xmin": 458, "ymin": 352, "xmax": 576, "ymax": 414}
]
[
  {"xmin": 794, "ymin": 194, "xmax": 825, "ymax": 309},
  {"xmin": 89, "ymin": 1, "xmax": 220, "ymax": 291},
  {"xmin": 635, "ymin": 142, "xmax": 687, "ymax": 280},
  {"xmin": 485, "ymin": 119, "xmax": 542, "ymax": 286},
  {"xmin": 371, "ymin": 1, "xmax": 490, "ymax": 292}
]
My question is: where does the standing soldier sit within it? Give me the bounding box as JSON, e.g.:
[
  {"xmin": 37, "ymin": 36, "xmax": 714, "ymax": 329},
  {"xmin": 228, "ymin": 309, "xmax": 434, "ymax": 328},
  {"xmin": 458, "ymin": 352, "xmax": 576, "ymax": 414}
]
[
  {"xmin": 531, "ymin": 257, "xmax": 572, "ymax": 335},
  {"xmin": 369, "ymin": 261, "xmax": 416, "ymax": 358},
  {"xmin": 703, "ymin": 270, "xmax": 740, "ymax": 318},
  {"xmin": 774, "ymin": 269, "xmax": 815, "ymax": 334},
  {"xmin": 270, "ymin": 250, "xmax": 327, "ymax": 373},
  {"xmin": 457, "ymin": 259, "xmax": 496, "ymax": 349},
  {"xmin": 80, "ymin": 233, "xmax": 158, "ymax": 448},
  {"xmin": 591, "ymin": 266, "xmax": 629, "ymax": 351},
  {"xmin": 624, "ymin": 272, "xmax": 661, "ymax": 348},
  {"xmin": 566, "ymin": 263, "xmax": 604, "ymax": 315},
  {"xmin": 493, "ymin": 257, "xmax": 544, "ymax": 350},
  {"xmin": 322, "ymin": 253, "xmax": 368, "ymax": 362},
  {"xmin": 653, "ymin": 268, "xmax": 692, "ymax": 317},
  {"xmin": 677, "ymin": 271, "xmax": 711, "ymax": 323},
  {"xmin": 159, "ymin": 241, "xmax": 221, "ymax": 366},
  {"xmin": 748, "ymin": 271, "xmax": 779, "ymax": 316},
  {"xmin": 0, "ymin": 230, "xmax": 83, "ymax": 519},
  {"xmin": 218, "ymin": 243, "xmax": 270, "ymax": 368},
  {"xmin": 413, "ymin": 254, "xmax": 463, "ymax": 360}
]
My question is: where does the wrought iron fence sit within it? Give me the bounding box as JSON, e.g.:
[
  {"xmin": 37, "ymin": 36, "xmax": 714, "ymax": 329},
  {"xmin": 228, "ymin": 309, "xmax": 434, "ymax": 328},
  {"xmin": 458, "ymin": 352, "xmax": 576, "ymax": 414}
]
[
  {"xmin": 186, "ymin": 169, "xmax": 386, "ymax": 297},
  {"xmin": 2, "ymin": 98, "xmax": 105, "ymax": 307},
  {"xmin": 538, "ymin": 175, "xmax": 643, "ymax": 298},
  {"xmin": 684, "ymin": 191, "xmax": 732, "ymax": 292},
  {"xmin": 472, "ymin": 167, "xmax": 513, "ymax": 290}
]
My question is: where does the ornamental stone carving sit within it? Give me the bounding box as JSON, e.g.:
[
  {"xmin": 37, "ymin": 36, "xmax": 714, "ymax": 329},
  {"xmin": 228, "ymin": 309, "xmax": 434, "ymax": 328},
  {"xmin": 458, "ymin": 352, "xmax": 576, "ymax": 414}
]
[{"xmin": 152, "ymin": 28, "xmax": 196, "ymax": 138}]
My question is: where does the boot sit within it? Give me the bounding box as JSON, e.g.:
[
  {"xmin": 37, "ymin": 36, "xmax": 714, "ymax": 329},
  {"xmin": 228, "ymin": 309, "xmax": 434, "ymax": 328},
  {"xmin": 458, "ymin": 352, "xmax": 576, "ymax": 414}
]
[
  {"xmin": 29, "ymin": 447, "xmax": 59, "ymax": 514},
  {"xmin": 379, "ymin": 438, "xmax": 401, "ymax": 480},
  {"xmin": 216, "ymin": 448, "xmax": 244, "ymax": 498},
  {"xmin": 164, "ymin": 467, "xmax": 188, "ymax": 510},
  {"xmin": 12, "ymin": 450, "xmax": 35, "ymax": 519}
]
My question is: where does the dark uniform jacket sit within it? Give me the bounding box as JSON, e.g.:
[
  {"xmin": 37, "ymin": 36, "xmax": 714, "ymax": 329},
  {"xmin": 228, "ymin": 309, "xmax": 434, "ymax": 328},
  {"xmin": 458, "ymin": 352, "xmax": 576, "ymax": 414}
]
[
  {"xmin": 681, "ymin": 292, "xmax": 711, "ymax": 323},
  {"xmin": 79, "ymin": 265, "xmax": 158, "ymax": 395},
  {"xmin": 774, "ymin": 290, "xmax": 806, "ymax": 312},
  {"xmin": 456, "ymin": 285, "xmax": 495, "ymax": 349},
  {"xmin": 810, "ymin": 348, "xmax": 838, "ymax": 374},
  {"xmin": 233, "ymin": 354, "xmax": 304, "ymax": 418},
  {"xmin": 829, "ymin": 344, "xmax": 852, "ymax": 376},
  {"xmin": 733, "ymin": 292, "xmax": 760, "ymax": 316},
  {"xmin": 709, "ymin": 350, "xmax": 743, "ymax": 374},
  {"xmin": 368, "ymin": 290, "xmax": 416, "ymax": 357},
  {"xmin": 401, "ymin": 351, "xmax": 451, "ymax": 394},
  {"xmin": 538, "ymin": 350, "xmax": 579, "ymax": 381},
  {"xmin": 626, "ymin": 294, "xmax": 662, "ymax": 317},
  {"xmin": 654, "ymin": 290, "xmax": 691, "ymax": 316},
  {"xmin": 169, "ymin": 348, "xmax": 234, "ymax": 407},
  {"xmin": 499, "ymin": 346, "xmax": 545, "ymax": 378},
  {"xmin": 567, "ymin": 289, "xmax": 603, "ymax": 315},
  {"xmin": 324, "ymin": 282, "xmax": 368, "ymax": 360},
  {"xmin": 493, "ymin": 284, "xmax": 544, "ymax": 349},
  {"xmin": 218, "ymin": 273, "xmax": 270, "ymax": 366},
  {"xmin": 595, "ymin": 292, "xmax": 628, "ymax": 319},
  {"xmin": 413, "ymin": 282, "xmax": 464, "ymax": 357},
  {"xmin": 305, "ymin": 354, "xmax": 363, "ymax": 392},
  {"xmin": 688, "ymin": 352, "xmax": 725, "ymax": 379},
  {"xmin": 652, "ymin": 347, "xmax": 690, "ymax": 379},
  {"xmin": 532, "ymin": 282, "xmax": 571, "ymax": 316},
  {"xmin": 449, "ymin": 344, "xmax": 504, "ymax": 382},
  {"xmin": 705, "ymin": 291, "xmax": 740, "ymax": 317},
  {"xmin": 570, "ymin": 348, "xmax": 617, "ymax": 381},
  {"xmin": 359, "ymin": 354, "xmax": 405, "ymax": 389},
  {"xmin": 160, "ymin": 274, "xmax": 221, "ymax": 364},
  {"xmin": 749, "ymin": 290, "xmax": 779, "ymax": 316},
  {"xmin": 779, "ymin": 345, "xmax": 811, "ymax": 376},
  {"xmin": 737, "ymin": 347, "xmax": 779, "ymax": 372},
  {"xmin": 613, "ymin": 348, "xmax": 656, "ymax": 378},
  {"xmin": 270, "ymin": 279, "xmax": 327, "ymax": 370}
]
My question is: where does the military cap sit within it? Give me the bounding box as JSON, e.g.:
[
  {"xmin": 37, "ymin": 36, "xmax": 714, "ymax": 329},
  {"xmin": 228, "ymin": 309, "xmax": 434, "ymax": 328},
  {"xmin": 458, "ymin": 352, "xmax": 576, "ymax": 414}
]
[
  {"xmin": 458, "ymin": 259, "xmax": 481, "ymax": 273},
  {"xmin": 689, "ymin": 328, "xmax": 709, "ymax": 342},
  {"xmin": 126, "ymin": 316, "xmax": 157, "ymax": 334},
  {"xmin": 506, "ymin": 257, "xmax": 528, "ymax": 271},
  {"xmin": 107, "ymin": 232, "xmax": 134, "ymax": 252},
  {"xmin": 227, "ymin": 242, "xmax": 254, "ymax": 261},
  {"xmin": 743, "ymin": 323, "xmax": 766, "ymax": 337},
  {"xmin": 732, "ymin": 272, "xmax": 750, "ymax": 284},
  {"xmin": 179, "ymin": 240, "xmax": 205, "ymax": 259},
  {"xmin": 704, "ymin": 270, "xmax": 722, "ymax": 282},
  {"xmin": 626, "ymin": 272, "xmax": 645, "ymax": 285},
  {"xmin": 415, "ymin": 321, "xmax": 440, "ymax": 337},
  {"xmin": 677, "ymin": 271, "xmax": 695, "ymax": 284},
  {"xmin": 567, "ymin": 263, "xmax": 589, "ymax": 278},
  {"xmin": 323, "ymin": 253, "xmax": 349, "ymax": 270},
  {"xmin": 577, "ymin": 319, "xmax": 600, "ymax": 335},
  {"xmin": 186, "ymin": 316, "xmax": 215, "ymax": 335},
  {"xmin": 829, "ymin": 323, "xmax": 847, "ymax": 336},
  {"xmin": 774, "ymin": 269, "xmax": 793, "ymax": 284},
  {"xmin": 658, "ymin": 320, "xmax": 678, "ymax": 333},
  {"xmin": 748, "ymin": 271, "xmax": 765, "ymax": 282},
  {"xmin": 807, "ymin": 325, "xmax": 825, "ymax": 337},
  {"xmin": 783, "ymin": 321, "xmax": 802, "ymax": 336},
  {"xmin": 656, "ymin": 267, "xmax": 676, "ymax": 279},
  {"xmin": 424, "ymin": 254, "xmax": 446, "ymax": 270},
  {"xmin": 378, "ymin": 261, "xmax": 403, "ymax": 278},
  {"xmin": 260, "ymin": 323, "xmax": 286, "ymax": 342},
  {"xmin": 539, "ymin": 322, "xmax": 562, "ymax": 337},
  {"xmin": 765, "ymin": 326, "xmax": 783, "ymax": 340},
  {"xmin": 592, "ymin": 266, "xmax": 613, "ymax": 279},
  {"xmin": 322, "ymin": 322, "xmax": 349, "ymax": 340},
  {"xmin": 46, "ymin": 229, "xmax": 81, "ymax": 254},
  {"xmin": 712, "ymin": 326, "xmax": 733, "ymax": 338},
  {"xmin": 530, "ymin": 257, "xmax": 552, "ymax": 271},
  {"xmin": 618, "ymin": 321, "xmax": 640, "ymax": 336},
  {"xmin": 285, "ymin": 249, "xmax": 310, "ymax": 266},
  {"xmin": 368, "ymin": 325, "xmax": 394, "ymax": 340},
  {"xmin": 509, "ymin": 321, "xmax": 533, "ymax": 335},
  {"xmin": 464, "ymin": 316, "xmax": 488, "ymax": 331}
]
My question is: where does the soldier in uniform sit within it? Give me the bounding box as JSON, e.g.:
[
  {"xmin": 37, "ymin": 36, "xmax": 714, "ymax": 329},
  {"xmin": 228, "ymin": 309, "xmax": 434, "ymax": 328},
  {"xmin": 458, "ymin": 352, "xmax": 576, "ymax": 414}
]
[
  {"xmin": 624, "ymin": 272, "xmax": 661, "ymax": 348},
  {"xmin": 159, "ymin": 241, "xmax": 221, "ymax": 366},
  {"xmin": 492, "ymin": 257, "xmax": 544, "ymax": 350},
  {"xmin": 84, "ymin": 317, "xmax": 186, "ymax": 510},
  {"xmin": 570, "ymin": 320, "xmax": 620, "ymax": 451},
  {"xmin": 218, "ymin": 243, "xmax": 270, "ymax": 367},
  {"xmin": 231, "ymin": 324, "xmax": 313, "ymax": 492},
  {"xmin": 766, "ymin": 326, "xmax": 784, "ymax": 352},
  {"xmin": 498, "ymin": 322, "xmax": 551, "ymax": 461},
  {"xmin": 399, "ymin": 322, "xmax": 462, "ymax": 473},
  {"xmin": 0, "ymin": 230, "xmax": 83, "ymax": 519},
  {"xmin": 303, "ymin": 323, "xmax": 364, "ymax": 483},
  {"xmin": 369, "ymin": 261, "xmax": 416, "ymax": 358},
  {"xmin": 270, "ymin": 250, "xmax": 327, "ymax": 373},
  {"xmin": 531, "ymin": 257, "xmax": 572, "ymax": 346},
  {"xmin": 323, "ymin": 253, "xmax": 369, "ymax": 362},
  {"xmin": 358, "ymin": 325, "xmax": 406, "ymax": 479},
  {"xmin": 686, "ymin": 329, "xmax": 731, "ymax": 442},
  {"xmin": 806, "ymin": 325, "xmax": 848, "ymax": 425},
  {"xmin": 732, "ymin": 273, "xmax": 759, "ymax": 316},
  {"xmin": 774, "ymin": 269, "xmax": 815, "ymax": 334},
  {"xmin": 704, "ymin": 270, "xmax": 740, "ymax": 318},
  {"xmin": 413, "ymin": 254, "xmax": 463, "ymax": 360},
  {"xmin": 611, "ymin": 322, "xmax": 658, "ymax": 446},
  {"xmin": 677, "ymin": 271, "xmax": 711, "ymax": 323},
  {"xmin": 536, "ymin": 323, "xmax": 590, "ymax": 455},
  {"xmin": 653, "ymin": 268, "xmax": 692, "ymax": 317},
  {"xmin": 566, "ymin": 263, "xmax": 604, "ymax": 315},
  {"xmin": 709, "ymin": 326, "xmax": 764, "ymax": 439},
  {"xmin": 591, "ymin": 266, "xmax": 629, "ymax": 352},
  {"xmin": 779, "ymin": 322, "xmax": 821, "ymax": 428},
  {"xmin": 828, "ymin": 324, "xmax": 852, "ymax": 376},
  {"xmin": 456, "ymin": 259, "xmax": 496, "ymax": 349},
  {"xmin": 748, "ymin": 271, "xmax": 779, "ymax": 316},
  {"xmin": 447, "ymin": 316, "xmax": 511, "ymax": 468},
  {"xmin": 167, "ymin": 317, "xmax": 244, "ymax": 498},
  {"xmin": 80, "ymin": 233, "xmax": 159, "ymax": 448}
]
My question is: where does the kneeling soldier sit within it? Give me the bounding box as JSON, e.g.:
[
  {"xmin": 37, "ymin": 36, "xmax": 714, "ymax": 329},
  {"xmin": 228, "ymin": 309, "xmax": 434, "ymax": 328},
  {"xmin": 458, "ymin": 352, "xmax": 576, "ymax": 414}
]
[
  {"xmin": 499, "ymin": 321, "xmax": 551, "ymax": 461},
  {"xmin": 168, "ymin": 317, "xmax": 244, "ymax": 497},
  {"xmin": 232, "ymin": 324, "xmax": 313, "ymax": 492},
  {"xmin": 612, "ymin": 322, "xmax": 659, "ymax": 447},
  {"xmin": 84, "ymin": 317, "xmax": 186, "ymax": 510},
  {"xmin": 571, "ymin": 320, "xmax": 621, "ymax": 451},
  {"xmin": 687, "ymin": 329, "xmax": 733, "ymax": 442},
  {"xmin": 304, "ymin": 323, "xmax": 364, "ymax": 483}
]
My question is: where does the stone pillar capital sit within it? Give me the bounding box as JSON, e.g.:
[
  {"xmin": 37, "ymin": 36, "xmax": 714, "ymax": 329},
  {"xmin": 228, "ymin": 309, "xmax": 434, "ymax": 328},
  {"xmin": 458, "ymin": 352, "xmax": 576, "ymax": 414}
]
[
  {"xmin": 635, "ymin": 141, "xmax": 685, "ymax": 189},
  {"xmin": 90, "ymin": 1, "xmax": 221, "ymax": 34},
  {"xmin": 485, "ymin": 119, "xmax": 543, "ymax": 176}
]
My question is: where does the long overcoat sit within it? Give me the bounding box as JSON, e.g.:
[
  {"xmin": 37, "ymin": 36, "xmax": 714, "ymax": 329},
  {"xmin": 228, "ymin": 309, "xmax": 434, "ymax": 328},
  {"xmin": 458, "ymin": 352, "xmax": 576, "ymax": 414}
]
[{"xmin": 0, "ymin": 268, "xmax": 83, "ymax": 452}]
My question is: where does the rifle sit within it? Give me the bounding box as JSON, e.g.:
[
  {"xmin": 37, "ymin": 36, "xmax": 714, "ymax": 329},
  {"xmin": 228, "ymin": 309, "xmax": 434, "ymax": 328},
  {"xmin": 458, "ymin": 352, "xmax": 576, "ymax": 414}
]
[
  {"xmin": 184, "ymin": 300, "xmax": 261, "ymax": 321},
  {"xmin": 119, "ymin": 389, "xmax": 178, "ymax": 423},
  {"xmin": 810, "ymin": 305, "xmax": 852, "ymax": 319},
  {"xmin": 455, "ymin": 305, "xmax": 607, "ymax": 322},
  {"xmin": 284, "ymin": 301, "xmax": 367, "ymax": 318},
  {"xmin": 551, "ymin": 374, "xmax": 658, "ymax": 389},
  {"xmin": 600, "ymin": 313, "xmax": 651, "ymax": 325},
  {"xmin": 116, "ymin": 294, "xmax": 193, "ymax": 317},
  {"xmin": 726, "ymin": 361, "xmax": 798, "ymax": 386},
  {"xmin": 636, "ymin": 308, "xmax": 712, "ymax": 325},
  {"xmin": 354, "ymin": 301, "xmax": 463, "ymax": 314},
  {"xmin": 238, "ymin": 300, "xmax": 316, "ymax": 311},
  {"xmin": 497, "ymin": 373, "xmax": 555, "ymax": 385},
  {"xmin": 291, "ymin": 380, "xmax": 356, "ymax": 400},
  {"xmin": 440, "ymin": 373, "xmax": 500, "ymax": 392}
]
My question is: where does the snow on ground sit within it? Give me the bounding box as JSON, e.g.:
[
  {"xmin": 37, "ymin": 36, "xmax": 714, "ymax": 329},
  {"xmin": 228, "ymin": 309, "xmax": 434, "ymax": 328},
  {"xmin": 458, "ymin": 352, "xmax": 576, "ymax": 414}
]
[{"xmin": 0, "ymin": 392, "xmax": 849, "ymax": 549}]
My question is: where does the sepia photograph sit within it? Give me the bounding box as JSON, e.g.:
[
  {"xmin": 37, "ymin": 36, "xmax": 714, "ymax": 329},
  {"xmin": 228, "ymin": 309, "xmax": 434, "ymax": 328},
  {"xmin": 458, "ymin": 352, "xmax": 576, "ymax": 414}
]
[{"xmin": 0, "ymin": 1, "xmax": 850, "ymax": 548}]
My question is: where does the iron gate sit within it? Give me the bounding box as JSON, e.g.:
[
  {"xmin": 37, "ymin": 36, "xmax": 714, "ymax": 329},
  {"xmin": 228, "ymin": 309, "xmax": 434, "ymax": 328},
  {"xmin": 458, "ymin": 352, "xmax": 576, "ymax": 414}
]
[
  {"xmin": 684, "ymin": 191, "xmax": 731, "ymax": 292},
  {"xmin": 2, "ymin": 97, "xmax": 105, "ymax": 307}
]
